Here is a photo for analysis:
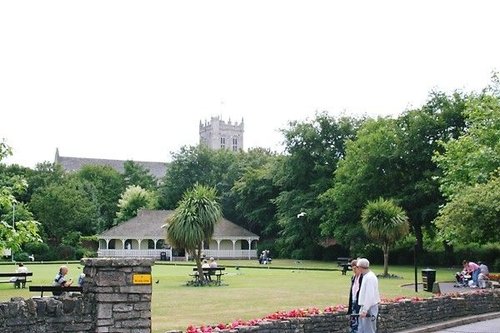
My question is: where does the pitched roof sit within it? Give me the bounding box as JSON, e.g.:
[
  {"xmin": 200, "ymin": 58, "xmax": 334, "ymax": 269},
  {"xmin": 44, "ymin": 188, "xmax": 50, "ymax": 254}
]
[
  {"xmin": 98, "ymin": 209, "xmax": 259, "ymax": 240},
  {"xmin": 55, "ymin": 150, "xmax": 167, "ymax": 179}
]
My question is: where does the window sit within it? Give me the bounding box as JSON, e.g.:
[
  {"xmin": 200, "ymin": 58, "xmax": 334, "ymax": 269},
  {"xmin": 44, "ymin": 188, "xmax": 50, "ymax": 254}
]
[
  {"xmin": 220, "ymin": 137, "xmax": 226, "ymax": 149},
  {"xmin": 232, "ymin": 137, "xmax": 238, "ymax": 151}
]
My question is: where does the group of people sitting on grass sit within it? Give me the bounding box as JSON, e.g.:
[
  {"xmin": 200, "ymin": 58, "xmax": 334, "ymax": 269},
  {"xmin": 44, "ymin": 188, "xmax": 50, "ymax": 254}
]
[{"xmin": 455, "ymin": 260, "xmax": 490, "ymax": 288}]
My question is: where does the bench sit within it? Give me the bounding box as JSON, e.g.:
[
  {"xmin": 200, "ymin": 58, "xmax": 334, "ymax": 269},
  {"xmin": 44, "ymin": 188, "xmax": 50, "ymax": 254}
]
[
  {"xmin": 190, "ymin": 267, "xmax": 226, "ymax": 286},
  {"xmin": 337, "ymin": 257, "xmax": 352, "ymax": 275},
  {"xmin": 29, "ymin": 285, "xmax": 83, "ymax": 297},
  {"xmin": 0, "ymin": 272, "xmax": 33, "ymax": 288}
]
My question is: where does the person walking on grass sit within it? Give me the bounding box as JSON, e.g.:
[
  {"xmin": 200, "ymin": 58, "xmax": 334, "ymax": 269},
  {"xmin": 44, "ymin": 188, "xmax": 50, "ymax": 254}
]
[{"xmin": 357, "ymin": 258, "xmax": 380, "ymax": 333}]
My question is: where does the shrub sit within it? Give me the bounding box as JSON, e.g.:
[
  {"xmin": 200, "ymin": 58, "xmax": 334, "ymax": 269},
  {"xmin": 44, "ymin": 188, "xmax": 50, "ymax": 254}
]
[{"xmin": 14, "ymin": 252, "xmax": 29, "ymax": 262}]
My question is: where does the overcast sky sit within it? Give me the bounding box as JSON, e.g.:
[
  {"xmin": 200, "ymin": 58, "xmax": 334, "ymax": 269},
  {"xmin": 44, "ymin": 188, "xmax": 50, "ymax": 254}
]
[{"xmin": 1, "ymin": 0, "xmax": 499, "ymax": 168}]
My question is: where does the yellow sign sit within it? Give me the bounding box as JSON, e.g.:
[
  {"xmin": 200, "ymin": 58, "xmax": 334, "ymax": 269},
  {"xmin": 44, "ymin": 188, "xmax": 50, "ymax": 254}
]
[{"xmin": 133, "ymin": 274, "xmax": 152, "ymax": 285}]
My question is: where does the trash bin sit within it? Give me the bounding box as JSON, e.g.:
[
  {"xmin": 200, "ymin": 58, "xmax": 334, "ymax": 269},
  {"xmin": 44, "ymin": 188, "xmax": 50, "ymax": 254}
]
[
  {"xmin": 422, "ymin": 268, "xmax": 436, "ymax": 292},
  {"xmin": 160, "ymin": 251, "xmax": 167, "ymax": 261}
]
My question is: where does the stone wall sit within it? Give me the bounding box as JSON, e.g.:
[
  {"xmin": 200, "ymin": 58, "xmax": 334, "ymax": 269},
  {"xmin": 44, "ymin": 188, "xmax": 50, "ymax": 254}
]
[
  {"xmin": 173, "ymin": 291, "xmax": 499, "ymax": 333},
  {"xmin": 0, "ymin": 258, "xmax": 153, "ymax": 333}
]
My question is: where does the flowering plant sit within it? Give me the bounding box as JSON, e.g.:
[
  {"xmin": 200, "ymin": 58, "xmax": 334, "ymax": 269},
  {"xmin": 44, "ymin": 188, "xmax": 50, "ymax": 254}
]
[
  {"xmin": 489, "ymin": 273, "xmax": 500, "ymax": 281},
  {"xmin": 185, "ymin": 291, "xmax": 493, "ymax": 332}
]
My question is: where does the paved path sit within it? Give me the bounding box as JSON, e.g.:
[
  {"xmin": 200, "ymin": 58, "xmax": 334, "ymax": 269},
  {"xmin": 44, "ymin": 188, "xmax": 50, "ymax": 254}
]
[
  {"xmin": 434, "ymin": 317, "xmax": 500, "ymax": 332},
  {"xmin": 402, "ymin": 282, "xmax": 480, "ymax": 294},
  {"xmin": 396, "ymin": 312, "xmax": 500, "ymax": 333}
]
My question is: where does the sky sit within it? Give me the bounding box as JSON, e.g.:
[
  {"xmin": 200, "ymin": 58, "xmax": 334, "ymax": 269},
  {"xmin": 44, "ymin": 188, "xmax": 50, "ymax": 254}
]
[{"xmin": 1, "ymin": 0, "xmax": 499, "ymax": 168}]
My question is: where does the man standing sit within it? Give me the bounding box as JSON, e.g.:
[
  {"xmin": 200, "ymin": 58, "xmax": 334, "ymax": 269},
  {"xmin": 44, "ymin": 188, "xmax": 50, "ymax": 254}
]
[{"xmin": 357, "ymin": 258, "xmax": 380, "ymax": 333}]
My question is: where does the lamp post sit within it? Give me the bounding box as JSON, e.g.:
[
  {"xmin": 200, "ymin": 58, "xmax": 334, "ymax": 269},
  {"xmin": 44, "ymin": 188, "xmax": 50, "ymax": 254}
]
[
  {"xmin": 414, "ymin": 242, "xmax": 418, "ymax": 292},
  {"xmin": 11, "ymin": 202, "xmax": 15, "ymax": 262}
]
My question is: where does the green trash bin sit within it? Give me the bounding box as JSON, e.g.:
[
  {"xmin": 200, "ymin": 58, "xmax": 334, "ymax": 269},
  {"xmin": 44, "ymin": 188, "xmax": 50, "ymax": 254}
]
[{"xmin": 422, "ymin": 268, "xmax": 436, "ymax": 292}]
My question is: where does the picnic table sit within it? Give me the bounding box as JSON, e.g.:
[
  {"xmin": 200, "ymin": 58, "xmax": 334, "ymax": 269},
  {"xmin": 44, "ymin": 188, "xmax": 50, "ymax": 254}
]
[
  {"xmin": 0, "ymin": 272, "xmax": 33, "ymax": 288},
  {"xmin": 189, "ymin": 267, "xmax": 226, "ymax": 286}
]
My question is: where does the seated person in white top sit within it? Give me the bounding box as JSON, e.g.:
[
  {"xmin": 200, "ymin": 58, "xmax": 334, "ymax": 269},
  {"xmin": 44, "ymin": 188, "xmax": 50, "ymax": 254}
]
[
  {"xmin": 14, "ymin": 263, "xmax": 29, "ymax": 288},
  {"xmin": 209, "ymin": 257, "xmax": 218, "ymax": 268},
  {"xmin": 201, "ymin": 259, "xmax": 211, "ymax": 281}
]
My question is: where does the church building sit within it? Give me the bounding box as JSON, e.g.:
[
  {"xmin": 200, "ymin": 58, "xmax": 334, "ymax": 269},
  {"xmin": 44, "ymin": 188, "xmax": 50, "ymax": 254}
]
[{"xmin": 199, "ymin": 116, "xmax": 244, "ymax": 151}]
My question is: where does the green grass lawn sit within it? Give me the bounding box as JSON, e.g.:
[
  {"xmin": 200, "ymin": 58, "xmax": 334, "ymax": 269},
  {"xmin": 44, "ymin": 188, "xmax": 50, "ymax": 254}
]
[{"xmin": 0, "ymin": 260, "xmax": 461, "ymax": 332}]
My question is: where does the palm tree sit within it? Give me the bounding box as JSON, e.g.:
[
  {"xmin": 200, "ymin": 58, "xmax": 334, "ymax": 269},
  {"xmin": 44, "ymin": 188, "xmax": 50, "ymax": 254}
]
[
  {"xmin": 361, "ymin": 197, "xmax": 409, "ymax": 276},
  {"xmin": 166, "ymin": 184, "xmax": 222, "ymax": 279}
]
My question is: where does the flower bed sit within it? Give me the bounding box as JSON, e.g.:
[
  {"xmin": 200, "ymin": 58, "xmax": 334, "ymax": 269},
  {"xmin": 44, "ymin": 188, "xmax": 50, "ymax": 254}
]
[
  {"xmin": 489, "ymin": 273, "xmax": 500, "ymax": 281},
  {"xmin": 184, "ymin": 290, "xmax": 498, "ymax": 333}
]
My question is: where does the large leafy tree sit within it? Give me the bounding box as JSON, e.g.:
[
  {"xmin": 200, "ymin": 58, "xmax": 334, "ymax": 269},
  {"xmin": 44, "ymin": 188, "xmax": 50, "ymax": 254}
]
[
  {"xmin": 274, "ymin": 113, "xmax": 362, "ymax": 259},
  {"xmin": 30, "ymin": 178, "xmax": 99, "ymax": 247},
  {"xmin": 393, "ymin": 91, "xmax": 467, "ymax": 250},
  {"xmin": 23, "ymin": 162, "xmax": 66, "ymax": 202},
  {"xmin": 321, "ymin": 117, "xmax": 401, "ymax": 250},
  {"xmin": 321, "ymin": 91, "xmax": 467, "ymax": 252},
  {"xmin": 115, "ymin": 185, "xmax": 158, "ymax": 224},
  {"xmin": 76, "ymin": 165, "xmax": 125, "ymax": 232},
  {"xmin": 123, "ymin": 160, "xmax": 158, "ymax": 191},
  {"xmin": 159, "ymin": 145, "xmax": 237, "ymax": 210},
  {"xmin": 0, "ymin": 140, "xmax": 42, "ymax": 254},
  {"xmin": 361, "ymin": 198, "xmax": 409, "ymax": 276},
  {"xmin": 434, "ymin": 175, "xmax": 499, "ymax": 244},
  {"xmin": 166, "ymin": 184, "xmax": 222, "ymax": 277},
  {"xmin": 433, "ymin": 90, "xmax": 500, "ymax": 243},
  {"xmin": 231, "ymin": 157, "xmax": 280, "ymax": 236}
]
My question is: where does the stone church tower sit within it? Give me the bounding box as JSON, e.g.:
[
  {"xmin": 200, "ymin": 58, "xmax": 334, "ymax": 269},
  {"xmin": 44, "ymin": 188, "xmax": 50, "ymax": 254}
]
[{"xmin": 199, "ymin": 116, "xmax": 244, "ymax": 151}]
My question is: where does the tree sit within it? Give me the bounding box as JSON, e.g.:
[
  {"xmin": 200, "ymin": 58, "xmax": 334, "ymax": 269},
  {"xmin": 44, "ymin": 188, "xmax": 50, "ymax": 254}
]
[
  {"xmin": 274, "ymin": 113, "xmax": 362, "ymax": 259},
  {"xmin": 361, "ymin": 198, "xmax": 409, "ymax": 276},
  {"xmin": 30, "ymin": 178, "xmax": 99, "ymax": 247},
  {"xmin": 76, "ymin": 165, "xmax": 125, "ymax": 232},
  {"xmin": 433, "ymin": 90, "xmax": 500, "ymax": 243},
  {"xmin": 320, "ymin": 118, "xmax": 400, "ymax": 251},
  {"xmin": 321, "ymin": 90, "xmax": 468, "ymax": 253},
  {"xmin": 115, "ymin": 185, "xmax": 158, "ymax": 224},
  {"xmin": 159, "ymin": 145, "xmax": 231, "ymax": 209},
  {"xmin": 159, "ymin": 144, "xmax": 250, "ymax": 225},
  {"xmin": 433, "ymin": 93, "xmax": 500, "ymax": 198},
  {"xmin": 0, "ymin": 141, "xmax": 42, "ymax": 254},
  {"xmin": 166, "ymin": 184, "xmax": 222, "ymax": 278},
  {"xmin": 24, "ymin": 162, "xmax": 66, "ymax": 202},
  {"xmin": 123, "ymin": 160, "xmax": 158, "ymax": 191},
  {"xmin": 434, "ymin": 175, "xmax": 500, "ymax": 244},
  {"xmin": 393, "ymin": 90, "xmax": 467, "ymax": 251},
  {"xmin": 231, "ymin": 160, "xmax": 280, "ymax": 236}
]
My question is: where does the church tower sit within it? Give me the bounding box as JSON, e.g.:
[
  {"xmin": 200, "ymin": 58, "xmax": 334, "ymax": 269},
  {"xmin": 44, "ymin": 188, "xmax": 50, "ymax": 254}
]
[{"xmin": 199, "ymin": 116, "xmax": 244, "ymax": 151}]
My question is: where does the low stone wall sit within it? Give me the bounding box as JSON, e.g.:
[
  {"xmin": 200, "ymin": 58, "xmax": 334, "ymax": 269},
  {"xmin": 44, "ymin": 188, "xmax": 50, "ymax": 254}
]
[
  {"xmin": 0, "ymin": 294, "xmax": 92, "ymax": 333},
  {"xmin": 175, "ymin": 290, "xmax": 499, "ymax": 333},
  {"xmin": 0, "ymin": 258, "xmax": 153, "ymax": 333}
]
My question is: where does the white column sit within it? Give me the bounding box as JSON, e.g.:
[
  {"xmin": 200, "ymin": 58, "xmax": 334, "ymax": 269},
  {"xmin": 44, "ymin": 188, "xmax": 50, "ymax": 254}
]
[
  {"xmin": 247, "ymin": 239, "xmax": 252, "ymax": 259},
  {"xmin": 232, "ymin": 240, "xmax": 236, "ymax": 258}
]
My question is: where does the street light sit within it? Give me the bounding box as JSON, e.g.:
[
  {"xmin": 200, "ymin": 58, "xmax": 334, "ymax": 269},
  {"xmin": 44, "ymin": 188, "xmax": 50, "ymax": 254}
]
[{"xmin": 11, "ymin": 202, "xmax": 15, "ymax": 262}]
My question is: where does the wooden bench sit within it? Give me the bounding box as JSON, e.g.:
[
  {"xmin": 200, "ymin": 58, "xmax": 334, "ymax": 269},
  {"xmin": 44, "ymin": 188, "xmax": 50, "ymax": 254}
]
[
  {"xmin": 0, "ymin": 272, "xmax": 33, "ymax": 288},
  {"xmin": 29, "ymin": 285, "xmax": 83, "ymax": 297},
  {"xmin": 190, "ymin": 267, "xmax": 226, "ymax": 286},
  {"xmin": 337, "ymin": 257, "xmax": 352, "ymax": 275}
]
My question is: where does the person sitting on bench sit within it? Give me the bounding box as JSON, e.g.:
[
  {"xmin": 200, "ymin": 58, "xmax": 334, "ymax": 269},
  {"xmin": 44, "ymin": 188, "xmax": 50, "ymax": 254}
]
[
  {"xmin": 13, "ymin": 262, "xmax": 29, "ymax": 288},
  {"xmin": 52, "ymin": 265, "xmax": 73, "ymax": 296}
]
